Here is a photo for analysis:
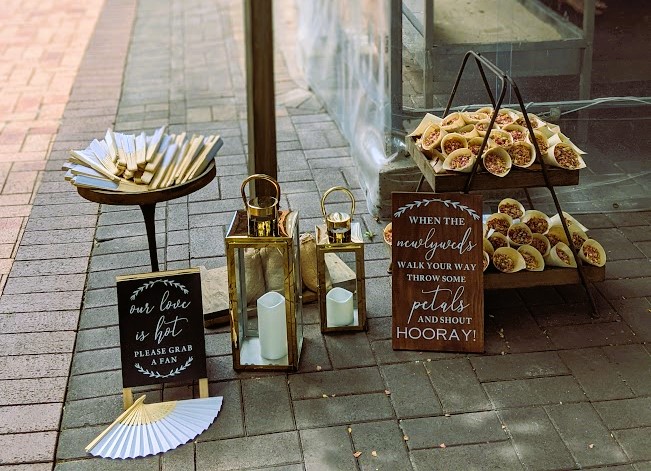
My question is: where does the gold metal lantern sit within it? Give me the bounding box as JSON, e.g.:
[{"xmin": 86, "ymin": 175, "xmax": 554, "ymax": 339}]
[
  {"xmin": 316, "ymin": 187, "xmax": 367, "ymax": 333},
  {"xmin": 226, "ymin": 174, "xmax": 303, "ymax": 371}
]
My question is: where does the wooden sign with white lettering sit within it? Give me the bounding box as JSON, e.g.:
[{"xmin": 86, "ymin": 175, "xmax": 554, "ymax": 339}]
[
  {"xmin": 116, "ymin": 268, "xmax": 207, "ymax": 388},
  {"xmin": 391, "ymin": 192, "xmax": 484, "ymax": 352}
]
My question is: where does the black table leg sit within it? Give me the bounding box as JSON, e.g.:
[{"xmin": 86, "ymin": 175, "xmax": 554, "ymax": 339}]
[{"xmin": 139, "ymin": 203, "xmax": 159, "ymax": 272}]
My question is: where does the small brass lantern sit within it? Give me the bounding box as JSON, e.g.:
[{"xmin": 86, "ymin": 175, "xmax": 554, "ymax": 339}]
[
  {"xmin": 316, "ymin": 187, "xmax": 367, "ymax": 333},
  {"xmin": 226, "ymin": 174, "xmax": 303, "ymax": 371}
]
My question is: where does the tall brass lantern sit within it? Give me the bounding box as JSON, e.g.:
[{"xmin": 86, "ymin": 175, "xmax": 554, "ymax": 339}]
[
  {"xmin": 225, "ymin": 174, "xmax": 303, "ymax": 371},
  {"xmin": 316, "ymin": 187, "xmax": 367, "ymax": 333}
]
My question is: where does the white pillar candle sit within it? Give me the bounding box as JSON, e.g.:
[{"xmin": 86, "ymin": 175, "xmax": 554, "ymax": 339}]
[
  {"xmin": 257, "ymin": 291, "xmax": 288, "ymax": 360},
  {"xmin": 326, "ymin": 287, "xmax": 354, "ymax": 327}
]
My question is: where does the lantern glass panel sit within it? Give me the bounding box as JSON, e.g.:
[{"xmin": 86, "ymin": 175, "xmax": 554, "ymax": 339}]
[
  {"xmin": 235, "ymin": 244, "xmax": 291, "ymax": 367},
  {"xmin": 292, "ymin": 227, "xmax": 304, "ymax": 351},
  {"xmin": 323, "ymin": 249, "xmax": 361, "ymax": 328}
]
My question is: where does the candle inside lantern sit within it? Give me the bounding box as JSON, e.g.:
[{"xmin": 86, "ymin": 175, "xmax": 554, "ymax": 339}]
[
  {"xmin": 257, "ymin": 291, "xmax": 288, "ymax": 360},
  {"xmin": 326, "ymin": 287, "xmax": 354, "ymax": 326}
]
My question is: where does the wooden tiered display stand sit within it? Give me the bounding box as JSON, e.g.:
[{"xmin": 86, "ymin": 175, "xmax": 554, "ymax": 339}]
[{"xmin": 408, "ymin": 51, "xmax": 604, "ymax": 313}]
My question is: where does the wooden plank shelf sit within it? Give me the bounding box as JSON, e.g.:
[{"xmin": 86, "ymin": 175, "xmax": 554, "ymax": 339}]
[
  {"xmin": 407, "ymin": 137, "xmax": 580, "ymax": 192},
  {"xmin": 484, "ymin": 265, "xmax": 605, "ymax": 290}
]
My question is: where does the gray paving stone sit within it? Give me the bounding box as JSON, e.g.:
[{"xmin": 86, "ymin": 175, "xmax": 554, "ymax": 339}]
[
  {"xmin": 594, "ymin": 397, "xmax": 651, "ymax": 429},
  {"xmin": 546, "ymin": 322, "xmax": 636, "ymax": 349},
  {"xmin": 66, "ymin": 370, "xmax": 124, "ymax": 401},
  {"xmin": 167, "ymin": 203, "xmax": 189, "ymax": 231},
  {"xmin": 402, "ymin": 411, "xmax": 506, "ymax": 450},
  {"xmin": 606, "ymin": 259, "xmax": 651, "ymax": 279},
  {"xmin": 25, "ymin": 215, "xmax": 98, "ymax": 232},
  {"xmin": 297, "ymin": 324, "xmax": 332, "ymax": 373},
  {"xmin": 189, "ymin": 225, "xmax": 225, "ymax": 258},
  {"xmin": 349, "ymin": 420, "xmax": 412, "ymax": 471},
  {"xmin": 97, "ymin": 208, "xmax": 163, "ymax": 227},
  {"xmin": 293, "ymin": 393, "xmax": 394, "ymax": 429},
  {"xmin": 603, "ymin": 344, "xmax": 651, "ymax": 395},
  {"xmin": 410, "ymin": 441, "xmax": 523, "ymax": 471},
  {"xmin": 20, "ymin": 228, "xmax": 95, "ymax": 246},
  {"xmin": 0, "ymin": 431, "xmax": 57, "ymax": 465},
  {"xmin": 92, "ymin": 234, "xmax": 164, "ymax": 256},
  {"xmin": 196, "ymin": 431, "xmax": 301, "ymax": 470},
  {"xmin": 0, "ymin": 292, "xmax": 83, "ymax": 313},
  {"xmin": 289, "ymin": 366, "xmax": 384, "ymax": 400},
  {"xmin": 0, "ymin": 403, "xmax": 61, "ymax": 434},
  {"xmin": 381, "ymin": 362, "xmax": 442, "ymax": 418},
  {"xmin": 161, "ymin": 442, "xmax": 195, "ymax": 471},
  {"xmin": 634, "ymin": 462, "xmax": 651, "ymax": 471},
  {"xmin": 197, "ymin": 381, "xmax": 244, "ymax": 441},
  {"xmin": 71, "ymin": 348, "xmax": 121, "ymax": 376},
  {"xmin": 546, "ymin": 402, "xmax": 627, "ymax": 467},
  {"xmin": 366, "ymin": 319, "xmax": 392, "ymax": 342},
  {"xmin": 589, "ymin": 228, "xmax": 647, "ymax": 261},
  {"xmin": 5, "ymin": 463, "xmax": 51, "ymax": 471},
  {"xmin": 188, "ymin": 212, "xmax": 233, "ymax": 232},
  {"xmin": 32, "ymin": 192, "xmax": 82, "ymax": 206},
  {"xmin": 2, "ymin": 274, "xmax": 86, "ymax": 295},
  {"xmin": 29, "ymin": 202, "xmax": 98, "ymax": 218},
  {"xmin": 0, "ymin": 331, "xmax": 75, "ymax": 355},
  {"xmin": 365, "ymin": 276, "xmax": 393, "ymax": 318},
  {"xmin": 85, "ymin": 265, "xmax": 151, "ymax": 291},
  {"xmin": 89, "ymin": 251, "xmax": 152, "ymax": 272},
  {"xmin": 75, "ymin": 326, "xmax": 119, "ymax": 352},
  {"xmin": 95, "ymin": 221, "xmax": 158, "ymax": 240},
  {"xmin": 0, "ymin": 311, "xmax": 79, "ymax": 334},
  {"xmin": 491, "ymin": 308, "xmax": 554, "ymax": 353},
  {"xmin": 15, "ymin": 243, "xmax": 92, "ymax": 261},
  {"xmin": 597, "ymin": 278, "xmax": 651, "ymax": 300},
  {"xmin": 56, "ymin": 425, "xmax": 106, "ymax": 460},
  {"xmin": 323, "ymin": 332, "xmax": 375, "ymax": 369},
  {"xmin": 82, "ymin": 287, "xmax": 117, "ymax": 309},
  {"xmin": 78, "ymin": 305, "xmax": 119, "ymax": 330},
  {"xmin": 372, "ymin": 340, "xmax": 460, "ymax": 364},
  {"xmin": 530, "ymin": 300, "xmax": 618, "ymax": 327},
  {"xmin": 60, "ymin": 395, "xmax": 124, "ymax": 429},
  {"xmin": 559, "ymin": 348, "xmax": 634, "ymax": 401},
  {"xmin": 500, "ymin": 407, "xmax": 575, "ymax": 470},
  {"xmin": 10, "ymin": 258, "xmax": 89, "ymax": 277},
  {"xmin": 0, "ymin": 353, "xmax": 71, "ymax": 380},
  {"xmin": 242, "ymin": 375, "xmax": 294, "ymax": 435},
  {"xmin": 483, "ymin": 376, "xmax": 586, "ymax": 408},
  {"xmin": 425, "ymin": 358, "xmax": 492, "ymax": 413},
  {"xmin": 300, "ymin": 426, "xmax": 356, "ymax": 471},
  {"xmin": 614, "ymin": 428, "xmax": 651, "ymax": 462},
  {"xmin": 610, "ymin": 298, "xmax": 651, "ymax": 341},
  {"xmin": 205, "ymin": 332, "xmax": 231, "ymax": 357},
  {"xmin": 0, "ymin": 378, "xmax": 66, "ymax": 405},
  {"xmin": 471, "ymin": 351, "xmax": 569, "ymax": 382},
  {"xmin": 516, "ymin": 286, "xmax": 565, "ymax": 306}
]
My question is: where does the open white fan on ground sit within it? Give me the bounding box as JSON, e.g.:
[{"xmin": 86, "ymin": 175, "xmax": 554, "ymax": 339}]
[{"xmin": 86, "ymin": 395, "xmax": 223, "ymax": 459}]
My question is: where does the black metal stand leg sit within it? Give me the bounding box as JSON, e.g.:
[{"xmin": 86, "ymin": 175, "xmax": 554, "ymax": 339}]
[{"xmin": 139, "ymin": 203, "xmax": 159, "ymax": 272}]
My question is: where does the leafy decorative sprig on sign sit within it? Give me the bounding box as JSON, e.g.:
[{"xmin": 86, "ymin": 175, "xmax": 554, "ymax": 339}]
[
  {"xmin": 131, "ymin": 279, "xmax": 188, "ymax": 300},
  {"xmin": 393, "ymin": 198, "xmax": 480, "ymax": 220},
  {"xmin": 134, "ymin": 356, "xmax": 194, "ymax": 378}
]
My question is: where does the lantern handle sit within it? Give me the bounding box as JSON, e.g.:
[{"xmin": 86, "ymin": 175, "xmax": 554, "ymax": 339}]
[
  {"xmin": 241, "ymin": 174, "xmax": 281, "ymax": 208},
  {"xmin": 321, "ymin": 186, "xmax": 355, "ymax": 219}
]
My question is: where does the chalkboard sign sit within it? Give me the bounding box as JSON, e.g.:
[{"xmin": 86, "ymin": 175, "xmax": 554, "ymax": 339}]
[
  {"xmin": 116, "ymin": 268, "xmax": 207, "ymax": 388},
  {"xmin": 391, "ymin": 192, "xmax": 484, "ymax": 353}
]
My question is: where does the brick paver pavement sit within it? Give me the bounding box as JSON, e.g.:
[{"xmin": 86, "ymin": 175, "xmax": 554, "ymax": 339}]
[
  {"xmin": 0, "ymin": 0, "xmax": 105, "ymax": 295},
  {"xmin": 1, "ymin": 0, "xmax": 651, "ymax": 469},
  {"xmin": 0, "ymin": 0, "xmax": 132, "ymax": 467}
]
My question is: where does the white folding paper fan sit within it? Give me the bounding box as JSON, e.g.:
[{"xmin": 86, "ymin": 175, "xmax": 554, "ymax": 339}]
[{"xmin": 86, "ymin": 395, "xmax": 223, "ymax": 459}]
